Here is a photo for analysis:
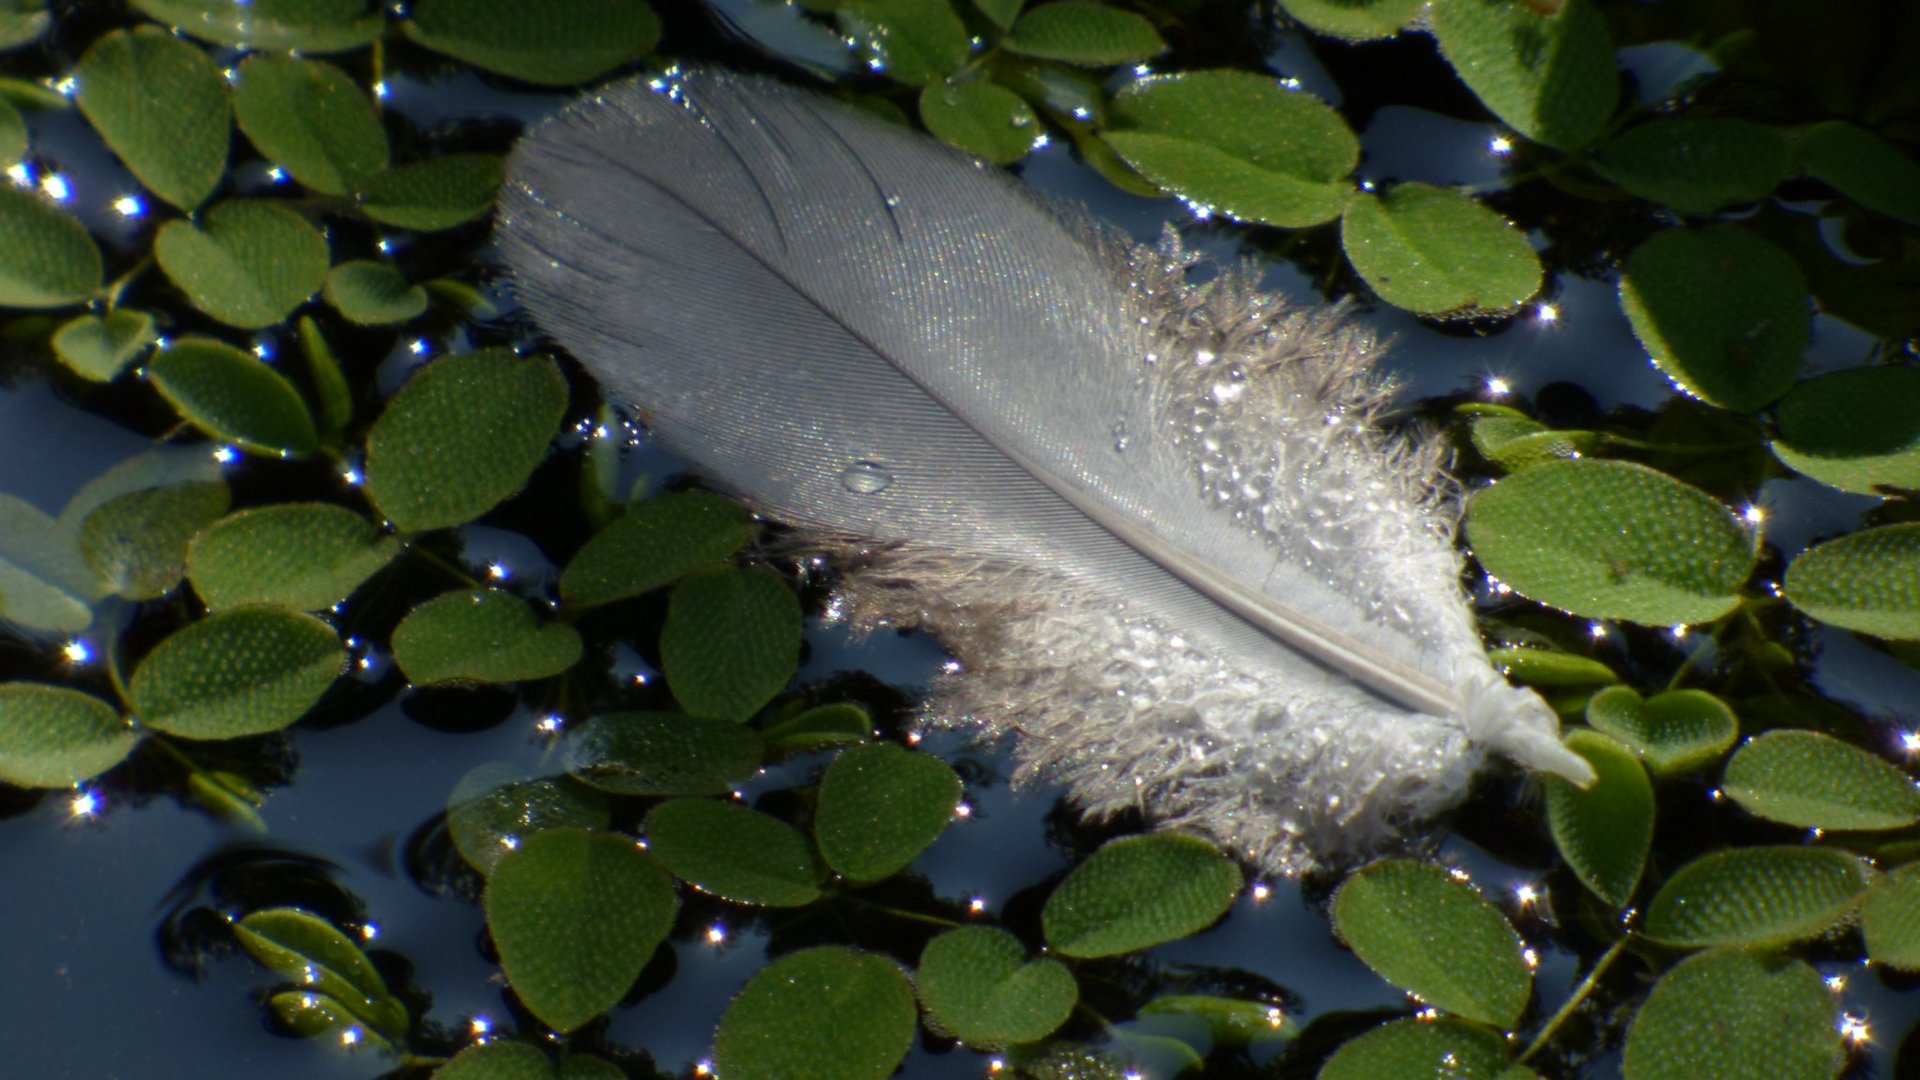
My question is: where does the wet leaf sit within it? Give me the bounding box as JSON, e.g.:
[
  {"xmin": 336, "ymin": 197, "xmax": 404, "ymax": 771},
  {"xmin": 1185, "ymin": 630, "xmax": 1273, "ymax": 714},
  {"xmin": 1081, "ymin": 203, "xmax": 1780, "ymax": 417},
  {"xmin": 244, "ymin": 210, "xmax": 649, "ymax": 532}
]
[
  {"xmin": 0, "ymin": 185, "xmax": 101, "ymax": 308},
  {"xmin": 714, "ymin": 947, "xmax": 916, "ymax": 1080},
  {"xmin": 1723, "ymin": 729, "xmax": 1920, "ymax": 830},
  {"xmin": 74, "ymin": 26, "xmax": 229, "ymax": 210},
  {"xmin": 1783, "ymin": 523, "xmax": 1920, "ymax": 640},
  {"xmin": 483, "ymin": 827, "xmax": 676, "ymax": 1033},
  {"xmin": 1797, "ymin": 120, "xmax": 1920, "ymax": 226},
  {"xmin": 432, "ymin": 1040, "xmax": 553, "ymax": 1079},
  {"xmin": 1619, "ymin": 224, "xmax": 1810, "ymax": 412},
  {"xmin": 1771, "ymin": 365, "xmax": 1920, "ymax": 495},
  {"xmin": 1275, "ymin": 0, "xmax": 1424, "ymax": 41},
  {"xmin": 643, "ymin": 798, "xmax": 823, "ymax": 907},
  {"xmin": 558, "ymin": 492, "xmax": 749, "ymax": 609},
  {"xmin": 129, "ymin": 606, "xmax": 345, "ymax": 739},
  {"xmin": 1341, "ymin": 183, "xmax": 1541, "ymax": 315},
  {"xmin": 1428, "ymin": 0, "xmax": 1617, "ymax": 151},
  {"xmin": 1592, "ymin": 119, "xmax": 1791, "ymax": 213},
  {"xmin": 1320, "ymin": 1016, "xmax": 1511, "ymax": 1080},
  {"xmin": 1862, "ymin": 864, "xmax": 1920, "ymax": 970},
  {"xmin": 148, "ymin": 337, "xmax": 320, "ymax": 456},
  {"xmin": 155, "ymin": 200, "xmax": 330, "ymax": 330},
  {"xmin": 1469, "ymin": 414, "xmax": 1605, "ymax": 471},
  {"xmin": 975, "ymin": 0, "xmax": 1022, "ymax": 30},
  {"xmin": 297, "ymin": 315, "xmax": 354, "ymax": 439},
  {"xmin": 561, "ymin": 711, "xmax": 764, "ymax": 797},
  {"xmin": 0, "ymin": 94, "xmax": 22, "ymax": 165},
  {"xmin": 1545, "ymin": 729, "xmax": 1652, "ymax": 906},
  {"xmin": 1102, "ymin": 70, "xmax": 1356, "ymax": 228},
  {"xmin": 132, "ymin": 0, "xmax": 384, "ymax": 52},
  {"xmin": 1488, "ymin": 646, "xmax": 1616, "ymax": 687},
  {"xmin": 391, "ymin": 589, "xmax": 582, "ymax": 686},
  {"xmin": 365, "ymin": 349, "xmax": 566, "ymax": 532},
  {"xmin": 920, "ymin": 79, "xmax": 1039, "ymax": 165},
  {"xmin": 185, "ymin": 768, "xmax": 267, "ymax": 832},
  {"xmin": 323, "ymin": 260, "xmax": 427, "ymax": 325},
  {"xmin": 1465, "ymin": 459, "xmax": 1755, "ymax": 625},
  {"xmin": 1043, "ymin": 833, "xmax": 1241, "ymax": 958},
  {"xmin": 1586, "ymin": 686, "xmax": 1739, "ymax": 775},
  {"xmin": 1003, "ymin": 1, "xmax": 1165, "ymax": 66},
  {"xmin": 357, "ymin": 153, "xmax": 504, "ymax": 231},
  {"xmin": 402, "ymin": 0, "xmax": 660, "ymax": 86},
  {"xmin": 233, "ymin": 55, "xmax": 388, "ymax": 195},
  {"xmin": 660, "ymin": 566, "xmax": 801, "ymax": 721},
  {"xmin": 917, "ymin": 926, "xmax": 1077, "ymax": 1047},
  {"xmin": 837, "ymin": 0, "xmax": 969, "ymax": 86},
  {"xmin": 1137, "ymin": 995, "xmax": 1292, "ymax": 1047},
  {"xmin": 51, "ymin": 308, "xmax": 153, "ymax": 382},
  {"xmin": 1621, "ymin": 949, "xmax": 1841, "ymax": 1080},
  {"xmin": 187, "ymin": 502, "xmax": 399, "ymax": 611},
  {"xmin": 447, "ymin": 766, "xmax": 610, "ymax": 877},
  {"xmin": 235, "ymin": 907, "xmax": 409, "ymax": 1037},
  {"xmin": 0, "ymin": 493, "xmax": 98, "ymax": 633},
  {"xmin": 1331, "ymin": 858, "xmax": 1531, "ymax": 1028},
  {"xmin": 266, "ymin": 990, "xmax": 389, "ymax": 1049},
  {"xmin": 759, "ymin": 701, "xmax": 873, "ymax": 754},
  {"xmin": 0, "ymin": 682, "xmax": 135, "ymax": 788},
  {"xmin": 1642, "ymin": 845, "xmax": 1871, "ymax": 947},
  {"xmin": 815, "ymin": 741, "xmax": 963, "ymax": 883},
  {"xmin": 77, "ymin": 479, "xmax": 230, "ymax": 600}
]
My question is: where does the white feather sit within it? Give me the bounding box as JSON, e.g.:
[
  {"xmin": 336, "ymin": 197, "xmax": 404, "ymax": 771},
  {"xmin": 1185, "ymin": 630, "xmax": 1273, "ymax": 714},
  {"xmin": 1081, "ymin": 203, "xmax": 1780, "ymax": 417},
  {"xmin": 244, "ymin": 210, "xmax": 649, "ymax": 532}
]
[{"xmin": 497, "ymin": 70, "xmax": 1594, "ymax": 875}]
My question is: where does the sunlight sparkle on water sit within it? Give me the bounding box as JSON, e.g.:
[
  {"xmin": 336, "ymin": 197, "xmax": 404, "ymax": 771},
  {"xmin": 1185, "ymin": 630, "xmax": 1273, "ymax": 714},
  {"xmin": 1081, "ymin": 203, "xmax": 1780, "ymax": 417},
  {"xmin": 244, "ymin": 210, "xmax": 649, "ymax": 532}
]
[
  {"xmin": 469, "ymin": 1015, "xmax": 490, "ymax": 1037},
  {"xmin": 408, "ymin": 338, "xmax": 429, "ymax": 356},
  {"xmin": 1484, "ymin": 376, "xmax": 1510, "ymax": 397},
  {"xmin": 707, "ymin": 923, "xmax": 726, "ymax": 944},
  {"xmin": 360, "ymin": 922, "xmax": 379, "ymax": 940},
  {"xmin": 341, "ymin": 466, "xmax": 364, "ymax": 486},
  {"xmin": 212, "ymin": 445, "xmax": 239, "ymax": 465},
  {"xmin": 1251, "ymin": 881, "xmax": 1271, "ymax": 901},
  {"xmin": 1534, "ymin": 302, "xmax": 1558, "ymax": 323},
  {"xmin": 266, "ymin": 166, "xmax": 287, "ymax": 183},
  {"xmin": 1900, "ymin": 730, "xmax": 1920, "ymax": 756},
  {"xmin": 969, "ymin": 896, "xmax": 987, "ymax": 914},
  {"xmin": 1742, "ymin": 503, "xmax": 1766, "ymax": 526},
  {"xmin": 1513, "ymin": 882, "xmax": 1540, "ymax": 907},
  {"xmin": 1489, "ymin": 135, "xmax": 1513, "ymax": 154},
  {"xmin": 694, "ymin": 1062, "xmax": 713, "ymax": 1077},
  {"xmin": 1826, "ymin": 974, "xmax": 1848, "ymax": 992},
  {"xmin": 1588, "ymin": 622, "xmax": 1609, "ymax": 640},
  {"xmin": 954, "ymin": 802, "xmax": 972, "ymax": 818},
  {"xmin": 486, "ymin": 561, "xmax": 509, "ymax": 582},
  {"xmin": 1841, "ymin": 1013, "xmax": 1871, "ymax": 1044},
  {"xmin": 113, "ymin": 194, "xmax": 144, "ymax": 217},
  {"xmin": 6, "ymin": 162, "xmax": 31, "ymax": 186},
  {"xmin": 40, "ymin": 173, "xmax": 71, "ymax": 201},
  {"xmin": 536, "ymin": 714, "xmax": 562, "ymax": 734},
  {"xmin": 69, "ymin": 789, "xmax": 99, "ymax": 818},
  {"xmin": 340, "ymin": 1027, "xmax": 361, "ymax": 1046},
  {"xmin": 62, "ymin": 638, "xmax": 91, "ymax": 665},
  {"xmin": 54, "ymin": 75, "xmax": 77, "ymax": 96}
]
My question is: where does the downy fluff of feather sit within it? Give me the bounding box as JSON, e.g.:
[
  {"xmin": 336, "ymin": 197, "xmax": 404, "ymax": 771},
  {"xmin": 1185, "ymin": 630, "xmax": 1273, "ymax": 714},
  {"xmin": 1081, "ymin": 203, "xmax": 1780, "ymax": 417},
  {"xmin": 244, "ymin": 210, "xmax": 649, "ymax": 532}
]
[{"xmin": 497, "ymin": 69, "xmax": 1594, "ymax": 876}]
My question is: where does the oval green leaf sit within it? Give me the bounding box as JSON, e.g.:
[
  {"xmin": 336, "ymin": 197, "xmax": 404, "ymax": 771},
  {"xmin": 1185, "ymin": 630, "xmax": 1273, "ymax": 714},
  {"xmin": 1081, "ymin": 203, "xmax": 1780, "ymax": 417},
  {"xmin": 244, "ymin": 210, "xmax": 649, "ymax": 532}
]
[
  {"xmin": 402, "ymin": 0, "xmax": 660, "ymax": 86},
  {"xmin": 1861, "ymin": 863, "xmax": 1920, "ymax": 971},
  {"xmin": 147, "ymin": 337, "xmax": 320, "ymax": 456},
  {"xmin": 0, "ymin": 682, "xmax": 136, "ymax": 788},
  {"xmin": 1783, "ymin": 523, "xmax": 1920, "ymax": 640},
  {"xmin": 1723, "ymin": 729, "xmax": 1920, "ymax": 830},
  {"xmin": 51, "ymin": 308, "xmax": 154, "ymax": 382},
  {"xmin": 1545, "ymin": 729, "xmax": 1652, "ymax": 907},
  {"xmin": 1102, "ymin": 70, "xmax": 1357, "ymax": 228},
  {"xmin": 759, "ymin": 701, "xmax": 873, "ymax": 754},
  {"xmin": 266, "ymin": 990, "xmax": 386, "ymax": 1048},
  {"xmin": 1797, "ymin": 120, "xmax": 1920, "ymax": 226},
  {"xmin": 447, "ymin": 766, "xmax": 610, "ymax": 877},
  {"xmin": 1138, "ymin": 994, "xmax": 1293, "ymax": 1047},
  {"xmin": 391, "ymin": 589, "xmax": 583, "ymax": 686},
  {"xmin": 364, "ymin": 349, "xmax": 566, "ymax": 532},
  {"xmin": 235, "ymin": 907, "xmax": 408, "ymax": 1038},
  {"xmin": 233, "ymin": 55, "xmax": 388, "ymax": 195},
  {"xmin": 1642, "ymin": 845, "xmax": 1872, "ymax": 947},
  {"xmin": 1488, "ymin": 646, "xmax": 1616, "ymax": 687},
  {"xmin": 1586, "ymin": 686, "xmax": 1739, "ymax": 775},
  {"xmin": 714, "ymin": 946, "xmax": 916, "ymax": 1080},
  {"xmin": 323, "ymin": 260, "xmax": 427, "ymax": 325},
  {"xmin": 920, "ymin": 79, "xmax": 1039, "ymax": 165},
  {"xmin": 836, "ymin": 0, "xmax": 970, "ymax": 86},
  {"xmin": 129, "ymin": 605, "xmax": 345, "ymax": 739},
  {"xmin": 1003, "ymin": 1, "xmax": 1165, "ymax": 66},
  {"xmin": 815, "ymin": 741, "xmax": 963, "ymax": 883},
  {"xmin": 1427, "ymin": 0, "xmax": 1617, "ymax": 151},
  {"xmin": 1619, "ymin": 225, "xmax": 1810, "ymax": 412},
  {"xmin": 1469, "ymin": 414, "xmax": 1605, "ymax": 471},
  {"xmin": 1593, "ymin": 119, "xmax": 1791, "ymax": 213},
  {"xmin": 559, "ymin": 492, "xmax": 750, "ymax": 609},
  {"xmin": 643, "ymin": 798, "xmax": 823, "ymax": 907},
  {"xmin": 561, "ymin": 711, "xmax": 764, "ymax": 797},
  {"xmin": 188, "ymin": 502, "xmax": 399, "ymax": 611},
  {"xmin": 1042, "ymin": 833, "xmax": 1241, "ymax": 959},
  {"xmin": 1341, "ymin": 183, "xmax": 1541, "ymax": 315},
  {"xmin": 483, "ymin": 827, "xmax": 677, "ymax": 1034},
  {"xmin": 1276, "ymin": 0, "xmax": 1424, "ymax": 41},
  {"xmin": 917, "ymin": 925, "xmax": 1077, "ymax": 1048},
  {"xmin": 435, "ymin": 1040, "xmax": 553, "ymax": 1080},
  {"xmin": 0, "ymin": 493, "xmax": 99, "ymax": 633},
  {"xmin": 1772, "ymin": 365, "xmax": 1920, "ymax": 495},
  {"xmin": 1466, "ymin": 458, "xmax": 1754, "ymax": 625},
  {"xmin": 356, "ymin": 153, "xmax": 504, "ymax": 231},
  {"xmin": 1320, "ymin": 1016, "xmax": 1511, "ymax": 1080},
  {"xmin": 296, "ymin": 315, "xmax": 354, "ymax": 439},
  {"xmin": 0, "ymin": 185, "xmax": 101, "ymax": 308},
  {"xmin": 1621, "ymin": 949, "xmax": 1841, "ymax": 1080},
  {"xmin": 155, "ymin": 200, "xmax": 330, "ymax": 330},
  {"xmin": 132, "ymin": 0, "xmax": 384, "ymax": 52},
  {"xmin": 660, "ymin": 566, "xmax": 801, "ymax": 722},
  {"xmin": 74, "ymin": 26, "xmax": 229, "ymax": 210},
  {"xmin": 77, "ymin": 479, "xmax": 230, "ymax": 600}
]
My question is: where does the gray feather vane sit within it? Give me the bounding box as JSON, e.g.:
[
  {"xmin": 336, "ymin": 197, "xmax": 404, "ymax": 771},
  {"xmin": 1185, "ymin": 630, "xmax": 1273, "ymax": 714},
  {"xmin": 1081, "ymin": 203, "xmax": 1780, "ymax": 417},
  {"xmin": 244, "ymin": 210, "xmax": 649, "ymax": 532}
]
[{"xmin": 497, "ymin": 69, "xmax": 1594, "ymax": 876}]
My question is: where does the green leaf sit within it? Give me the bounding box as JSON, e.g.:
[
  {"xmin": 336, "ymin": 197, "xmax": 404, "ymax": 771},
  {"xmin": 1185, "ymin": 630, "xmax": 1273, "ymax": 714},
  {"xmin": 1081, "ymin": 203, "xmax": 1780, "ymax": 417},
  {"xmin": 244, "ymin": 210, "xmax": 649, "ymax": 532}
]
[
  {"xmin": 148, "ymin": 338, "xmax": 320, "ymax": 456},
  {"xmin": 560, "ymin": 711, "xmax": 765, "ymax": 797},
  {"xmin": 51, "ymin": 309, "xmax": 154, "ymax": 382},
  {"xmin": 1276, "ymin": 0, "xmax": 1424, "ymax": 41},
  {"xmin": 1771, "ymin": 365, "xmax": 1920, "ymax": 495},
  {"xmin": 1427, "ymin": 0, "xmax": 1617, "ymax": 151},
  {"xmin": 815, "ymin": 741, "xmax": 963, "ymax": 882},
  {"xmin": 356, "ymin": 153, "xmax": 504, "ymax": 231},
  {"xmin": 1586, "ymin": 686, "xmax": 1739, "ymax": 775},
  {"xmin": 1592, "ymin": 119, "xmax": 1791, "ymax": 213},
  {"xmin": 1723, "ymin": 729, "xmax": 1920, "ymax": 830},
  {"xmin": 483, "ymin": 827, "xmax": 677, "ymax": 1034},
  {"xmin": 1002, "ymin": 1, "xmax": 1165, "ymax": 66},
  {"xmin": 1545, "ymin": 729, "xmax": 1652, "ymax": 907},
  {"xmin": 837, "ymin": 0, "xmax": 970, "ymax": 86},
  {"xmin": 1465, "ymin": 459, "xmax": 1754, "ymax": 625},
  {"xmin": 1487, "ymin": 646, "xmax": 1616, "ymax": 687},
  {"xmin": 391, "ymin": 589, "xmax": 583, "ymax": 686},
  {"xmin": 0, "ymin": 493, "xmax": 98, "ymax": 633},
  {"xmin": 1102, "ymin": 70, "xmax": 1357, "ymax": 228},
  {"xmin": 234, "ymin": 907, "xmax": 408, "ymax": 1038},
  {"xmin": 365, "ymin": 349, "xmax": 566, "ymax": 532},
  {"xmin": 917, "ymin": 926, "xmax": 1076, "ymax": 1048},
  {"xmin": 0, "ymin": 95, "xmax": 21, "ymax": 166},
  {"xmin": 558, "ymin": 492, "xmax": 750, "ymax": 608},
  {"xmin": 266, "ymin": 990, "xmax": 389, "ymax": 1048},
  {"xmin": 660, "ymin": 566, "xmax": 801, "ymax": 721},
  {"xmin": 1618, "ymin": 225, "xmax": 1810, "ymax": 412},
  {"xmin": 1783, "ymin": 523, "xmax": 1920, "ymax": 640},
  {"xmin": 974, "ymin": 0, "xmax": 1022, "ymax": 29},
  {"xmin": 155, "ymin": 200, "xmax": 331, "ymax": 330},
  {"xmin": 1469, "ymin": 414, "xmax": 1605, "ymax": 471},
  {"xmin": 0, "ymin": 683, "xmax": 136, "ymax": 788},
  {"xmin": 185, "ymin": 768, "xmax": 267, "ymax": 832},
  {"xmin": 714, "ymin": 947, "xmax": 916, "ymax": 1080},
  {"xmin": 73, "ymin": 26, "xmax": 229, "ymax": 210},
  {"xmin": 233, "ymin": 55, "xmax": 388, "ymax": 195},
  {"xmin": 760, "ymin": 701, "xmax": 874, "ymax": 754},
  {"xmin": 187, "ymin": 502, "xmax": 399, "ymax": 611},
  {"xmin": 643, "ymin": 798, "xmax": 823, "ymax": 907},
  {"xmin": 131, "ymin": 0, "xmax": 385, "ymax": 52},
  {"xmin": 296, "ymin": 315, "xmax": 355, "ymax": 439},
  {"xmin": 435, "ymin": 1041, "xmax": 553, "ymax": 1080},
  {"xmin": 1861, "ymin": 863, "xmax": 1920, "ymax": 970},
  {"xmin": 1331, "ymin": 858, "xmax": 1531, "ymax": 1028},
  {"xmin": 0, "ymin": 185, "xmax": 101, "ymax": 308},
  {"xmin": 1042, "ymin": 833, "xmax": 1241, "ymax": 958},
  {"xmin": 447, "ymin": 766, "xmax": 610, "ymax": 877},
  {"xmin": 402, "ymin": 0, "xmax": 660, "ymax": 86},
  {"xmin": 1621, "ymin": 949, "xmax": 1841, "ymax": 1080},
  {"xmin": 1341, "ymin": 183, "xmax": 1541, "ymax": 315},
  {"xmin": 0, "ymin": 0, "xmax": 47, "ymax": 50},
  {"xmin": 1797, "ymin": 120, "xmax": 1920, "ymax": 226},
  {"xmin": 323, "ymin": 260, "xmax": 428, "ymax": 325},
  {"xmin": 77, "ymin": 479, "xmax": 230, "ymax": 600},
  {"xmin": 129, "ymin": 606, "xmax": 345, "ymax": 739},
  {"xmin": 920, "ymin": 79, "xmax": 1039, "ymax": 165},
  {"xmin": 1642, "ymin": 845, "xmax": 1871, "ymax": 947},
  {"xmin": 1320, "ymin": 1016, "xmax": 1511, "ymax": 1080}
]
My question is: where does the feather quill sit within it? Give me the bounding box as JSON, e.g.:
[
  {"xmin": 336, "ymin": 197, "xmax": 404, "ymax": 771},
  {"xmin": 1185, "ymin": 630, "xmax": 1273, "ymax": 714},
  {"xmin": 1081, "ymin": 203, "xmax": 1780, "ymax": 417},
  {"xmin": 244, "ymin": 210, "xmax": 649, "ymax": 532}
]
[{"xmin": 497, "ymin": 70, "xmax": 1594, "ymax": 875}]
